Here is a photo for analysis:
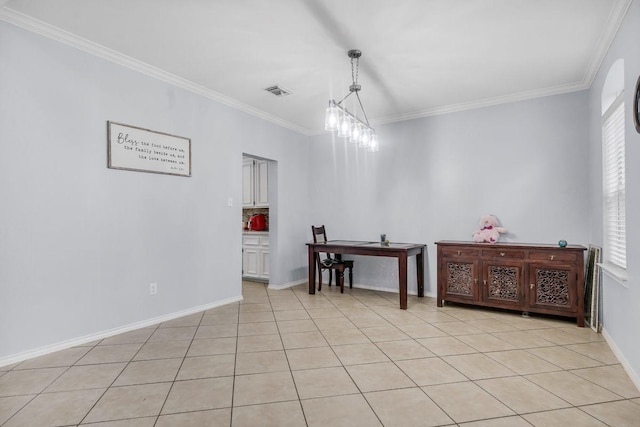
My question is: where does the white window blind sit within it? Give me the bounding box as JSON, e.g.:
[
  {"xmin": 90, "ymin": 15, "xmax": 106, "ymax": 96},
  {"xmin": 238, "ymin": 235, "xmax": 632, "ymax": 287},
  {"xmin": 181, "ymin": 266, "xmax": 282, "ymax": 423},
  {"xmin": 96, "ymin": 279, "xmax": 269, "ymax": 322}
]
[{"xmin": 602, "ymin": 95, "xmax": 626, "ymax": 269}]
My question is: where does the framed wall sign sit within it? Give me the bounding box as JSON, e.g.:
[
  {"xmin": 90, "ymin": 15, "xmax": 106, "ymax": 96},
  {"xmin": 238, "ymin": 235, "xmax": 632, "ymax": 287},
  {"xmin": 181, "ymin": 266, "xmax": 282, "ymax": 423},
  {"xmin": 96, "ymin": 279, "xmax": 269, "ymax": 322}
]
[
  {"xmin": 634, "ymin": 75, "xmax": 640, "ymax": 134},
  {"xmin": 107, "ymin": 121, "xmax": 191, "ymax": 177}
]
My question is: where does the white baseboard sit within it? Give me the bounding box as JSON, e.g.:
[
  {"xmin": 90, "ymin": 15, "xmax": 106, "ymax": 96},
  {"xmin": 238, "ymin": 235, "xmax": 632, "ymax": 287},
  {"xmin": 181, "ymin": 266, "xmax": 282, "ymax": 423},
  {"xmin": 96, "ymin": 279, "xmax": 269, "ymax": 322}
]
[
  {"xmin": 266, "ymin": 279, "xmax": 437, "ymax": 299},
  {"xmin": 350, "ymin": 283, "xmax": 437, "ymax": 299},
  {"xmin": 0, "ymin": 295, "xmax": 243, "ymax": 368},
  {"xmin": 601, "ymin": 327, "xmax": 640, "ymax": 392},
  {"xmin": 267, "ymin": 278, "xmax": 307, "ymax": 290},
  {"xmin": 308, "ymin": 281, "xmax": 436, "ymax": 299}
]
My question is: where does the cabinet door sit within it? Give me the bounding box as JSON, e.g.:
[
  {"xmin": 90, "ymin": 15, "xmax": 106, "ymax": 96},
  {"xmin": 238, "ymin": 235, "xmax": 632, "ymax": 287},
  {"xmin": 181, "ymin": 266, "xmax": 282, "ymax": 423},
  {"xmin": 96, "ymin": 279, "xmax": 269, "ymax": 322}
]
[
  {"xmin": 254, "ymin": 160, "xmax": 269, "ymax": 207},
  {"xmin": 441, "ymin": 257, "xmax": 479, "ymax": 302},
  {"xmin": 243, "ymin": 247, "xmax": 259, "ymax": 278},
  {"xmin": 528, "ymin": 263, "xmax": 577, "ymax": 313},
  {"xmin": 242, "ymin": 160, "xmax": 254, "ymax": 207},
  {"xmin": 259, "ymin": 250, "xmax": 269, "ymax": 278},
  {"xmin": 481, "ymin": 260, "xmax": 524, "ymax": 309}
]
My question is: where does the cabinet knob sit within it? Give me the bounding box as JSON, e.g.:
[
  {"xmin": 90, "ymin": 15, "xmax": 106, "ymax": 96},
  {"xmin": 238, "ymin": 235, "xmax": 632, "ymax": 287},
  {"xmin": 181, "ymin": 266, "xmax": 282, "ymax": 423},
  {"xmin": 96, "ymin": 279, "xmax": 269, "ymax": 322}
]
[
  {"xmin": 500, "ymin": 252, "xmax": 505, "ymax": 257},
  {"xmin": 530, "ymin": 283, "xmax": 534, "ymax": 290},
  {"xmin": 457, "ymin": 250, "xmax": 461, "ymax": 256},
  {"xmin": 483, "ymin": 280, "xmax": 487, "ymax": 286},
  {"xmin": 474, "ymin": 278, "xmax": 478, "ymax": 284},
  {"xmin": 550, "ymin": 255, "xmax": 555, "ymax": 260}
]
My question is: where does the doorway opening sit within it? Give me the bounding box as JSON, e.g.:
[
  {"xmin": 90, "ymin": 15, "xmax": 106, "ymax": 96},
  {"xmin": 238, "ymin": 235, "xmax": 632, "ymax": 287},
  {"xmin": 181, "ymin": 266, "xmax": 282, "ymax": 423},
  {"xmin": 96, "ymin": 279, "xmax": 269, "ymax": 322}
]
[{"xmin": 241, "ymin": 154, "xmax": 276, "ymax": 289}]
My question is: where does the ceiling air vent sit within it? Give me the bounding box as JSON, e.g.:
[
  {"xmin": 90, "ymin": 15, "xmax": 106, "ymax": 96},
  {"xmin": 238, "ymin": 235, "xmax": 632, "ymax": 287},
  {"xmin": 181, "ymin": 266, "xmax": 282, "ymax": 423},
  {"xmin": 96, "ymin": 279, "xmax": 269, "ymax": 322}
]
[{"xmin": 264, "ymin": 85, "xmax": 291, "ymax": 97}]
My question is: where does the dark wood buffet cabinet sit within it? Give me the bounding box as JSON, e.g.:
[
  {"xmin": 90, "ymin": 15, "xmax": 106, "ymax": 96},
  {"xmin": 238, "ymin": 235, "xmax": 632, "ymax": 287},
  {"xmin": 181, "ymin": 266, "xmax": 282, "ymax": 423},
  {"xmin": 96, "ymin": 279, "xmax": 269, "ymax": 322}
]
[{"xmin": 435, "ymin": 241, "xmax": 586, "ymax": 326}]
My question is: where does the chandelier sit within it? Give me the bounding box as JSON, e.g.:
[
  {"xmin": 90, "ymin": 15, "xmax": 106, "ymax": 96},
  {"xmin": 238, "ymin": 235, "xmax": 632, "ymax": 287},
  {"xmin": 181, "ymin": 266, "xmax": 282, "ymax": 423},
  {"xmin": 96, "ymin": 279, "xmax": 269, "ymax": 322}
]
[{"xmin": 324, "ymin": 49, "xmax": 379, "ymax": 152}]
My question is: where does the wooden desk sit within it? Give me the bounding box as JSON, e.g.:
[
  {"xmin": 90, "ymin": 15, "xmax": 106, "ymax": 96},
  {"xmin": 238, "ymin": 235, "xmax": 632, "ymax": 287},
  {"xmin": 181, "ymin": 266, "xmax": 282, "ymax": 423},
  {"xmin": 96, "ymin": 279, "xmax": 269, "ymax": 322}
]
[{"xmin": 307, "ymin": 240, "xmax": 426, "ymax": 309}]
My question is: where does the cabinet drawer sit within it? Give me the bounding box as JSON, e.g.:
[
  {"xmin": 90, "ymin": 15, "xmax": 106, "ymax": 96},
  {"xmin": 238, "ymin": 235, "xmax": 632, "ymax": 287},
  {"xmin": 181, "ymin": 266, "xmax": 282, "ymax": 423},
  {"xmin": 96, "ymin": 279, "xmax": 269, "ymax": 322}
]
[
  {"xmin": 529, "ymin": 251, "xmax": 577, "ymax": 262},
  {"xmin": 441, "ymin": 247, "xmax": 479, "ymax": 257},
  {"xmin": 243, "ymin": 235, "xmax": 261, "ymax": 246},
  {"xmin": 482, "ymin": 250, "xmax": 524, "ymax": 259}
]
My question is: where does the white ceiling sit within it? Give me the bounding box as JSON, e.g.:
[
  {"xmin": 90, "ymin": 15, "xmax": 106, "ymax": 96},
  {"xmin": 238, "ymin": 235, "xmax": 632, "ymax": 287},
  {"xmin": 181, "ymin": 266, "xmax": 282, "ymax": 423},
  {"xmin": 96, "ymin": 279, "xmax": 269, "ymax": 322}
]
[{"xmin": 0, "ymin": 0, "xmax": 632, "ymax": 134}]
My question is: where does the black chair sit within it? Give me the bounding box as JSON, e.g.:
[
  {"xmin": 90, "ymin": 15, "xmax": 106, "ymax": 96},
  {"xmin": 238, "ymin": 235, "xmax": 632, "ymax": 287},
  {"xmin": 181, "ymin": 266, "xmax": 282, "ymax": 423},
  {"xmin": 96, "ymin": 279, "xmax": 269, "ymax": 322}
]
[{"xmin": 311, "ymin": 225, "xmax": 354, "ymax": 293}]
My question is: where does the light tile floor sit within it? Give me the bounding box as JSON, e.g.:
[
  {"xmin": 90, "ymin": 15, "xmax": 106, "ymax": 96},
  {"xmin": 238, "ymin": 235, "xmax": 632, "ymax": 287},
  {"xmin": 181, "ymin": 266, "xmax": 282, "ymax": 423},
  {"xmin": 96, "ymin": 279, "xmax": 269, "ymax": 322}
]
[{"xmin": 1, "ymin": 281, "xmax": 639, "ymax": 426}]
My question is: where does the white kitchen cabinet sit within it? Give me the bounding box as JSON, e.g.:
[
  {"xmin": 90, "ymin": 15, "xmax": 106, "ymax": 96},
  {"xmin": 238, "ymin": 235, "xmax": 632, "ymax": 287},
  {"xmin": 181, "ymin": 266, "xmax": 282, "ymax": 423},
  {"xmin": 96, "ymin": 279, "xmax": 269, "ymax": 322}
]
[
  {"xmin": 254, "ymin": 160, "xmax": 269, "ymax": 206},
  {"xmin": 242, "ymin": 158, "xmax": 268, "ymax": 207},
  {"xmin": 242, "ymin": 159, "xmax": 254, "ymax": 206},
  {"xmin": 242, "ymin": 233, "xmax": 269, "ymax": 280},
  {"xmin": 260, "ymin": 249, "xmax": 269, "ymax": 277}
]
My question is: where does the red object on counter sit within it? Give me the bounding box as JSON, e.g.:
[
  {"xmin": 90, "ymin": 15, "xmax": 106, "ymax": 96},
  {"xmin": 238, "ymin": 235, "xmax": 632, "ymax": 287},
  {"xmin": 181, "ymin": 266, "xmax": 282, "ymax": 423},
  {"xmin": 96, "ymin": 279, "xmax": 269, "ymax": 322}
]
[{"xmin": 248, "ymin": 214, "xmax": 267, "ymax": 231}]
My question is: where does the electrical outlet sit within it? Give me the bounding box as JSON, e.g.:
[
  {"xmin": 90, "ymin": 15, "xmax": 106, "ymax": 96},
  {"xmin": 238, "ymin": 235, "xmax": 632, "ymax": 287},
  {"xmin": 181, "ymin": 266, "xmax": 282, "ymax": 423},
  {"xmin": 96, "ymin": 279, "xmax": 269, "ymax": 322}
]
[
  {"xmin": 227, "ymin": 197, "xmax": 233, "ymax": 207},
  {"xmin": 149, "ymin": 282, "xmax": 158, "ymax": 295}
]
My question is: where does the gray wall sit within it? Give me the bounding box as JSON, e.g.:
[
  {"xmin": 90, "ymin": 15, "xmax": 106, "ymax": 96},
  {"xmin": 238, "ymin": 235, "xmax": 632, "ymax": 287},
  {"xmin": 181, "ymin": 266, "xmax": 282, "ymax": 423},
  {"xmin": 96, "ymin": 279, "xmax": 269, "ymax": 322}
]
[
  {"xmin": 309, "ymin": 91, "xmax": 591, "ymax": 296},
  {"xmin": 587, "ymin": 0, "xmax": 640, "ymax": 384},
  {"xmin": 0, "ymin": 22, "xmax": 310, "ymax": 360}
]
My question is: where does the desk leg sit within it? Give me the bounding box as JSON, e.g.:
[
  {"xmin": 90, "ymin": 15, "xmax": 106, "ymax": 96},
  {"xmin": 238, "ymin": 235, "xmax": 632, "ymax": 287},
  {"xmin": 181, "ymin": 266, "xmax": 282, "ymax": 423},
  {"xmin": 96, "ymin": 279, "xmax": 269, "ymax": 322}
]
[
  {"xmin": 417, "ymin": 248, "xmax": 424, "ymax": 298},
  {"xmin": 399, "ymin": 254, "xmax": 408, "ymax": 309},
  {"xmin": 308, "ymin": 246, "xmax": 315, "ymax": 295}
]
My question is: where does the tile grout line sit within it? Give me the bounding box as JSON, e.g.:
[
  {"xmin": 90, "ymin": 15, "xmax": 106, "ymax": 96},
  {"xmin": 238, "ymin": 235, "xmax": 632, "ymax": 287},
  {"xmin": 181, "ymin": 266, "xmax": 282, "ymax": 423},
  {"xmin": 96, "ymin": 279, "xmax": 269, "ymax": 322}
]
[
  {"xmin": 77, "ymin": 321, "xmax": 162, "ymax": 425},
  {"xmin": 152, "ymin": 310, "xmax": 207, "ymax": 426},
  {"xmin": 300, "ymin": 285, "xmax": 388, "ymax": 426},
  {"xmin": 269, "ymin": 282, "xmax": 310, "ymax": 426},
  {"xmin": 226, "ymin": 299, "xmax": 241, "ymax": 427},
  {"xmin": 304, "ymin": 284, "xmax": 454, "ymax": 426},
  {"xmin": 452, "ymin": 313, "xmax": 629, "ymax": 425}
]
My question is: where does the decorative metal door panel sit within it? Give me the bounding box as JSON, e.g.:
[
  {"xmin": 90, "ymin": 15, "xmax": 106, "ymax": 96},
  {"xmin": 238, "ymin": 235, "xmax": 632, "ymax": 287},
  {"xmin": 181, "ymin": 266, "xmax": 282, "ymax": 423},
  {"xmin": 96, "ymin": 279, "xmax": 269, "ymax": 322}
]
[
  {"xmin": 528, "ymin": 264, "xmax": 577, "ymax": 312},
  {"xmin": 482, "ymin": 261, "xmax": 523, "ymax": 308},
  {"xmin": 443, "ymin": 259, "xmax": 478, "ymax": 302}
]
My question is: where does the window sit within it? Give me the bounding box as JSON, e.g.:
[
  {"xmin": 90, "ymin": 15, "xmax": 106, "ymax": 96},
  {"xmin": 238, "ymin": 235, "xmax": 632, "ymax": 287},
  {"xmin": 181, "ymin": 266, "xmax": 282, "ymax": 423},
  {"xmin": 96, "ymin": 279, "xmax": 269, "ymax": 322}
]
[{"xmin": 602, "ymin": 93, "xmax": 626, "ymax": 270}]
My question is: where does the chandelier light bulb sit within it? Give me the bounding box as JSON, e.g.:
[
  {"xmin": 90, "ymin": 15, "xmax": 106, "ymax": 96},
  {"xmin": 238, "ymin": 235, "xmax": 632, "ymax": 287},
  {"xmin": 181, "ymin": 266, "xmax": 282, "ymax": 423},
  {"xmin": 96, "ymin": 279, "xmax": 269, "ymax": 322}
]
[
  {"xmin": 337, "ymin": 111, "xmax": 351, "ymax": 138},
  {"xmin": 350, "ymin": 122, "xmax": 362, "ymax": 143},
  {"xmin": 360, "ymin": 128, "xmax": 371, "ymax": 147},
  {"xmin": 324, "ymin": 102, "xmax": 339, "ymax": 131},
  {"xmin": 369, "ymin": 133, "xmax": 379, "ymax": 152}
]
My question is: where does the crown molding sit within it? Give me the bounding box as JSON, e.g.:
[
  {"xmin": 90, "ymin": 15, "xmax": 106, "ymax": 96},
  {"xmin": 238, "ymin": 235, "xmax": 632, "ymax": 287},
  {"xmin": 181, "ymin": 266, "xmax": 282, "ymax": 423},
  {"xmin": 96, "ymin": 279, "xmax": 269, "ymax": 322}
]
[
  {"xmin": 307, "ymin": 80, "xmax": 589, "ymax": 135},
  {"xmin": 0, "ymin": 7, "xmax": 312, "ymax": 136},
  {"xmin": 582, "ymin": 0, "xmax": 633, "ymax": 87},
  {"xmin": 372, "ymin": 81, "xmax": 589, "ymax": 126}
]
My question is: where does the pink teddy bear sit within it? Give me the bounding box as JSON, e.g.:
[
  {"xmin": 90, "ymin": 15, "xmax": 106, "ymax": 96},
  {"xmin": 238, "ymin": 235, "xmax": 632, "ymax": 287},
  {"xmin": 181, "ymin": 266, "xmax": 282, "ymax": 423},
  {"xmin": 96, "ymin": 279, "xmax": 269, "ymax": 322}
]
[{"xmin": 472, "ymin": 215, "xmax": 508, "ymax": 243}]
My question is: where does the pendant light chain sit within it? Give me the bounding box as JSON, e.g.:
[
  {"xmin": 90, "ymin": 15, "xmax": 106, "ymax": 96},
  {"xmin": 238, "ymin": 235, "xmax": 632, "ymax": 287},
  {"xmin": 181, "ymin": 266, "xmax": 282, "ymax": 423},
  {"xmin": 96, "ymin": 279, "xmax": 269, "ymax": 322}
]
[{"xmin": 352, "ymin": 55, "xmax": 359, "ymax": 88}]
